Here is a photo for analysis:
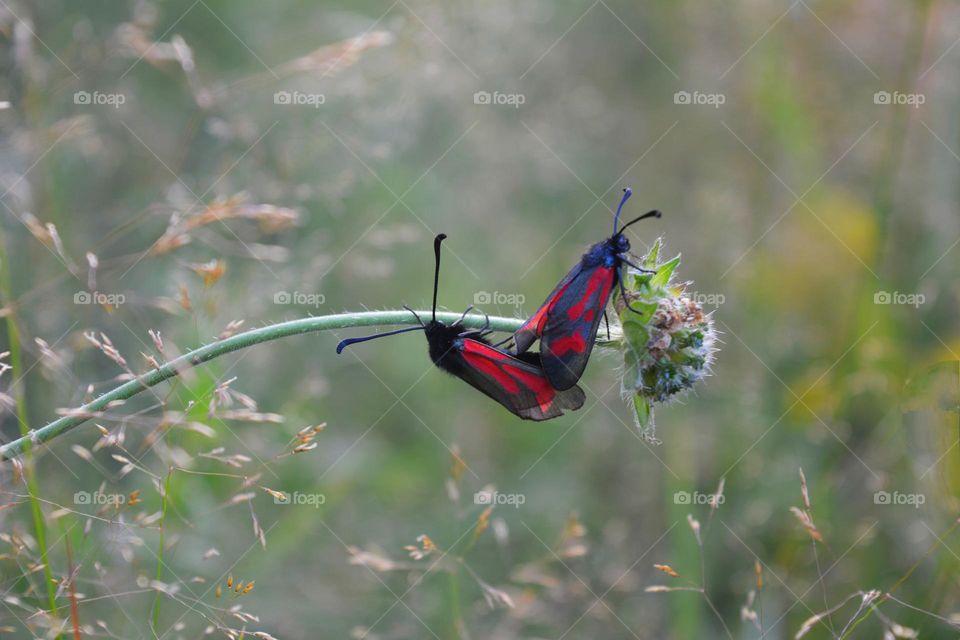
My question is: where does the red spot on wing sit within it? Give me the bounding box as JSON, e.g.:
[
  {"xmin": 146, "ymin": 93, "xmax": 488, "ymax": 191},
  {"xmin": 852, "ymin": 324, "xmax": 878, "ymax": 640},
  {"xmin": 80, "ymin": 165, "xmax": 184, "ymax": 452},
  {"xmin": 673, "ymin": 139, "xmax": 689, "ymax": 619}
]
[
  {"xmin": 599, "ymin": 273, "xmax": 613, "ymax": 296},
  {"xmin": 549, "ymin": 270, "xmax": 613, "ymax": 357},
  {"xmin": 461, "ymin": 343, "xmax": 521, "ymax": 393},
  {"xmin": 525, "ymin": 304, "xmax": 550, "ymax": 337},
  {"xmin": 461, "ymin": 341, "xmax": 556, "ymax": 414},
  {"xmin": 549, "ymin": 332, "xmax": 587, "ymax": 356},
  {"xmin": 519, "ymin": 279, "xmax": 575, "ymax": 340},
  {"xmin": 503, "ymin": 363, "xmax": 556, "ymax": 413},
  {"xmin": 566, "ymin": 267, "xmax": 613, "ymax": 321}
]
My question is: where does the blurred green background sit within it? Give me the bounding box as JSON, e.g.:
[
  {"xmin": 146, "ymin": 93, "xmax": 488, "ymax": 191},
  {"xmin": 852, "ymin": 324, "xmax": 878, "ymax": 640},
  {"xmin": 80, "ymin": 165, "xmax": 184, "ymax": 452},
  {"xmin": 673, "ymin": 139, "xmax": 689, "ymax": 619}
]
[{"xmin": 0, "ymin": 0, "xmax": 958, "ymax": 637}]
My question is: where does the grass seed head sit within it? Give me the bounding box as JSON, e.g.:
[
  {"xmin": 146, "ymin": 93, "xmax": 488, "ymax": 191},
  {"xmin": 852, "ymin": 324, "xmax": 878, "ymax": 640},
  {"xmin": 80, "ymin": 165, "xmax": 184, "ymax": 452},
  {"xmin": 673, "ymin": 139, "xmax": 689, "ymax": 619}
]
[
  {"xmin": 189, "ymin": 259, "xmax": 226, "ymax": 287},
  {"xmin": 687, "ymin": 514, "xmax": 702, "ymax": 546},
  {"xmin": 473, "ymin": 507, "xmax": 493, "ymax": 540},
  {"xmin": 789, "ymin": 506, "xmax": 823, "ymax": 542},
  {"xmin": 798, "ymin": 467, "xmax": 812, "ymax": 510},
  {"xmin": 405, "ymin": 534, "xmax": 436, "ymax": 560}
]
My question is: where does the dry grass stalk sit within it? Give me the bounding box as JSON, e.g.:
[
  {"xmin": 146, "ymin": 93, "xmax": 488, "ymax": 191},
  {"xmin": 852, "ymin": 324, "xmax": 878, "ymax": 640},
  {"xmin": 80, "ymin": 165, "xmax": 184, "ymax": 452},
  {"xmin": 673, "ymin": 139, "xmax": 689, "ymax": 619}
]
[
  {"xmin": 278, "ymin": 31, "xmax": 394, "ymax": 76},
  {"xmin": 347, "ymin": 547, "xmax": 399, "ymax": 572},
  {"xmin": 152, "ymin": 194, "xmax": 299, "ymax": 257},
  {"xmin": 404, "ymin": 534, "xmax": 437, "ymax": 560},
  {"xmin": 84, "ymin": 332, "xmax": 128, "ymax": 369},
  {"xmin": 789, "ymin": 507, "xmax": 823, "ymax": 542},
  {"xmin": 653, "ymin": 564, "xmax": 680, "ymax": 578}
]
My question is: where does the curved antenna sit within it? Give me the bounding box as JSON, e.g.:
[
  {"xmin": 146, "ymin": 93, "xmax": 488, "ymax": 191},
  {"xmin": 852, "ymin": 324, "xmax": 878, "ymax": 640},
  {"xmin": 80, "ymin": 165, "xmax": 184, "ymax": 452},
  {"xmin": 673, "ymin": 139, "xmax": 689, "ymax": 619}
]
[
  {"xmin": 336, "ymin": 326, "xmax": 423, "ymax": 354},
  {"xmin": 618, "ymin": 209, "xmax": 662, "ymax": 235},
  {"xmin": 432, "ymin": 234, "xmax": 447, "ymax": 322},
  {"xmin": 613, "ymin": 187, "xmax": 633, "ymax": 233}
]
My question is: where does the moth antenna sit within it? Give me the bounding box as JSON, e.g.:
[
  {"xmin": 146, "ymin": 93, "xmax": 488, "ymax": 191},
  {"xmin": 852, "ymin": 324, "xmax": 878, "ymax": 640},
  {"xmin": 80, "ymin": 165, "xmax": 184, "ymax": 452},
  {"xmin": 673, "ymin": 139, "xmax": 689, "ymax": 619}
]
[
  {"xmin": 613, "ymin": 187, "xmax": 633, "ymax": 234},
  {"xmin": 432, "ymin": 234, "xmax": 447, "ymax": 322},
  {"xmin": 336, "ymin": 326, "xmax": 423, "ymax": 354},
  {"xmin": 618, "ymin": 209, "xmax": 662, "ymax": 235}
]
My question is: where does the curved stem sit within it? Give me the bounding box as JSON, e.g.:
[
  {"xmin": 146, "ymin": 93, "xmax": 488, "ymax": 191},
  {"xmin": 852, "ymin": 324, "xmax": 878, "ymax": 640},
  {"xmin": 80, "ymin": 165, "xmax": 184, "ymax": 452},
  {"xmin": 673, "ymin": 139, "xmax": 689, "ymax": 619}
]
[{"xmin": 0, "ymin": 311, "xmax": 523, "ymax": 461}]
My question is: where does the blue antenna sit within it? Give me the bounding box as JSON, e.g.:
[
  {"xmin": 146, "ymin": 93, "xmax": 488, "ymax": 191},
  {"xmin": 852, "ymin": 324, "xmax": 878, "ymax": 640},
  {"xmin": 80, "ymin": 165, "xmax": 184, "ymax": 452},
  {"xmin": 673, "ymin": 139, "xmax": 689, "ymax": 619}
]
[
  {"xmin": 613, "ymin": 187, "xmax": 633, "ymax": 233},
  {"xmin": 336, "ymin": 326, "xmax": 423, "ymax": 353}
]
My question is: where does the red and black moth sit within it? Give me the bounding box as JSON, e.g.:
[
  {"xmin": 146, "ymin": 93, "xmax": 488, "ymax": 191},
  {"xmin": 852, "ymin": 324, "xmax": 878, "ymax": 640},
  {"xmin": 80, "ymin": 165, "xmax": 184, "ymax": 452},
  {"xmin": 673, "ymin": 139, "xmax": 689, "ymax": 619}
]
[
  {"xmin": 336, "ymin": 234, "xmax": 585, "ymax": 421},
  {"xmin": 505, "ymin": 188, "xmax": 662, "ymax": 391}
]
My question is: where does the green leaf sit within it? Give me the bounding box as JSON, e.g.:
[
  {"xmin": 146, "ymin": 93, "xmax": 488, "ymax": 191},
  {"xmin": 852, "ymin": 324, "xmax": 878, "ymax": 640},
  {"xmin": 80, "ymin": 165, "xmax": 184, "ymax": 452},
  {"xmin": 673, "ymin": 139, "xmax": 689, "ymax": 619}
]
[
  {"xmin": 632, "ymin": 394, "xmax": 652, "ymax": 431},
  {"xmin": 625, "ymin": 269, "xmax": 654, "ymax": 290},
  {"xmin": 642, "ymin": 238, "xmax": 663, "ymax": 269},
  {"xmin": 620, "ymin": 299, "xmax": 658, "ymax": 324},
  {"xmin": 621, "ymin": 316, "xmax": 651, "ymax": 353},
  {"xmin": 651, "ymin": 255, "xmax": 681, "ymax": 288},
  {"xmin": 642, "ymin": 238, "xmax": 662, "ymax": 269}
]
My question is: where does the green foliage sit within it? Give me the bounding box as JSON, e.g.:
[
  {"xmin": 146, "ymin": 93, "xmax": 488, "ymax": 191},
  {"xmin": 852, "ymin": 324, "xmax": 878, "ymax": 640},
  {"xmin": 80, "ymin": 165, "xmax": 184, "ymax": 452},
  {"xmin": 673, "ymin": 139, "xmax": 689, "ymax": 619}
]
[
  {"xmin": 0, "ymin": 0, "xmax": 958, "ymax": 638},
  {"xmin": 615, "ymin": 239, "xmax": 717, "ymax": 439}
]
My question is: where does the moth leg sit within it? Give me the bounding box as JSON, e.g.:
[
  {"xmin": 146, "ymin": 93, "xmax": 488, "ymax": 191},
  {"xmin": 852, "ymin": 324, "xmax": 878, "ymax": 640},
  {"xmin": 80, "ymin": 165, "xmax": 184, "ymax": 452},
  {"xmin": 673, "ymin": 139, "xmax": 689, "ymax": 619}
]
[
  {"xmin": 622, "ymin": 257, "xmax": 656, "ymax": 274},
  {"xmin": 618, "ymin": 272, "xmax": 646, "ymax": 316},
  {"xmin": 403, "ymin": 304, "xmax": 425, "ymax": 326},
  {"xmin": 456, "ymin": 305, "xmax": 475, "ymax": 324},
  {"xmin": 458, "ymin": 313, "xmax": 491, "ymax": 339},
  {"xmin": 603, "ymin": 310, "xmax": 611, "ymax": 340}
]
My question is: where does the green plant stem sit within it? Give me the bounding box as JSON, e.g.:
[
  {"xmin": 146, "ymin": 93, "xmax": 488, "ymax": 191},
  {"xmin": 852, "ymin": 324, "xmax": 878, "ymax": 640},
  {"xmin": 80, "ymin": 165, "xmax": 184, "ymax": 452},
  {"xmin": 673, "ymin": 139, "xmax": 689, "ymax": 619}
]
[
  {"xmin": 0, "ymin": 311, "xmax": 524, "ymax": 461},
  {"xmin": 449, "ymin": 567, "xmax": 462, "ymax": 640},
  {"xmin": 0, "ymin": 232, "xmax": 59, "ymax": 620},
  {"xmin": 151, "ymin": 470, "xmax": 172, "ymax": 630}
]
